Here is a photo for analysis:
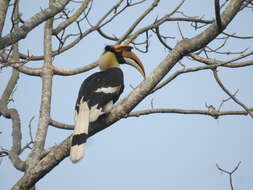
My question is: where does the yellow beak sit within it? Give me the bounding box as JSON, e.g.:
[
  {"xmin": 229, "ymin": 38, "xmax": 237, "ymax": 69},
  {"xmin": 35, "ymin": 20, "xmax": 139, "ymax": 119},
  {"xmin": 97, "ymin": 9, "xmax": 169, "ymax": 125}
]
[{"xmin": 113, "ymin": 44, "xmax": 145, "ymax": 78}]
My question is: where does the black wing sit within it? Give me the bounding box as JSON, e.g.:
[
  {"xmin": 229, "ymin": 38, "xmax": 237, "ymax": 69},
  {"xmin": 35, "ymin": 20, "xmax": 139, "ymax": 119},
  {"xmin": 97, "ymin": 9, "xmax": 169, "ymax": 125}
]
[{"xmin": 75, "ymin": 68, "xmax": 124, "ymax": 112}]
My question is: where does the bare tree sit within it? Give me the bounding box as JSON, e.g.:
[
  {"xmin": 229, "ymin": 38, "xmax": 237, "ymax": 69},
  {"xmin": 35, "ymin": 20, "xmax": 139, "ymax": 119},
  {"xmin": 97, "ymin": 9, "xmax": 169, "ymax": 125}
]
[{"xmin": 0, "ymin": 0, "xmax": 252, "ymax": 189}]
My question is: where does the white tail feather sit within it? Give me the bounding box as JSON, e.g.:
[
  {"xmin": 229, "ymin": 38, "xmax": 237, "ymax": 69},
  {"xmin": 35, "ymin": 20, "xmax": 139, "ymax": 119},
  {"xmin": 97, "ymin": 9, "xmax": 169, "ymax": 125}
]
[{"xmin": 70, "ymin": 100, "xmax": 89, "ymax": 163}]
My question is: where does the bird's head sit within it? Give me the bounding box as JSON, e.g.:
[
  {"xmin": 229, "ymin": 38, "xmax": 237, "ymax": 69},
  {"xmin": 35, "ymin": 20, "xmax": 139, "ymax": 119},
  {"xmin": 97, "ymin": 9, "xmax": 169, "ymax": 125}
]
[{"xmin": 98, "ymin": 44, "xmax": 145, "ymax": 78}]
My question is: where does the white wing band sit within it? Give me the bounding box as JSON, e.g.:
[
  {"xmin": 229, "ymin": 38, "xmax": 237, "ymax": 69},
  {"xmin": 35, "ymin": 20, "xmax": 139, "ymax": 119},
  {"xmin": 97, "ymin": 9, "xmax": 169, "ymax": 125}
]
[{"xmin": 95, "ymin": 86, "xmax": 119, "ymax": 94}]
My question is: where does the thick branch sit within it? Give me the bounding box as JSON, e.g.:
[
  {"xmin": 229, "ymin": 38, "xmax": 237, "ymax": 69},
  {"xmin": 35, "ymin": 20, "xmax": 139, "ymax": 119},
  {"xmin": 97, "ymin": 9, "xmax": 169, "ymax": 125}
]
[
  {"xmin": 0, "ymin": 51, "xmax": 42, "ymax": 76},
  {"xmin": 9, "ymin": 65, "xmax": 42, "ymax": 76},
  {"xmin": 12, "ymin": 137, "xmax": 71, "ymax": 190},
  {"xmin": 0, "ymin": 100, "xmax": 25, "ymax": 171},
  {"xmin": 1, "ymin": 69, "xmax": 20, "ymax": 105},
  {"xmin": 51, "ymin": 61, "xmax": 97, "ymax": 75},
  {"xmin": 0, "ymin": 0, "xmax": 10, "ymax": 36},
  {"xmin": 26, "ymin": 17, "xmax": 54, "ymax": 172},
  {"xmin": 0, "ymin": 2, "xmax": 25, "ymax": 171}
]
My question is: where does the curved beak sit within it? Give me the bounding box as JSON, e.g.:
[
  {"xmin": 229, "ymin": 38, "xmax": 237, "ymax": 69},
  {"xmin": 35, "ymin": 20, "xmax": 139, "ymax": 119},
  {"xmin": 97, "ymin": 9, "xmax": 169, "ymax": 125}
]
[{"xmin": 113, "ymin": 44, "xmax": 145, "ymax": 78}]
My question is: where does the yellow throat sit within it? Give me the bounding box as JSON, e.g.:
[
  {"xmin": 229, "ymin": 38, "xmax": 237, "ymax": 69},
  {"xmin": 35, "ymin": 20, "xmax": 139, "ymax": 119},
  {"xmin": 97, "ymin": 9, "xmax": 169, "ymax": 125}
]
[{"xmin": 98, "ymin": 52, "xmax": 120, "ymax": 71}]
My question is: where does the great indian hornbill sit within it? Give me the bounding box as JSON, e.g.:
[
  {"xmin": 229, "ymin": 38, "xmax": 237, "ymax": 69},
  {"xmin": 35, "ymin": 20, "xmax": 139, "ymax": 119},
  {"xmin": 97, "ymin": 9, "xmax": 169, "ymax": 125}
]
[{"xmin": 70, "ymin": 44, "xmax": 145, "ymax": 163}]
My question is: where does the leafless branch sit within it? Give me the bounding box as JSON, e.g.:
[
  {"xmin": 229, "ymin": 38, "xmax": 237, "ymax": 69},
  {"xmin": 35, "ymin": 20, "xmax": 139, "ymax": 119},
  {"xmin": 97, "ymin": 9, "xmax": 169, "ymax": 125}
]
[
  {"xmin": 125, "ymin": 15, "xmax": 212, "ymax": 44},
  {"xmin": 215, "ymin": 0, "xmax": 223, "ymax": 31},
  {"xmin": 19, "ymin": 0, "xmax": 126, "ymax": 61},
  {"xmin": 127, "ymin": 0, "xmax": 147, "ymax": 6},
  {"xmin": 20, "ymin": 116, "xmax": 35, "ymax": 153},
  {"xmin": 27, "ymin": 14, "xmax": 54, "ymax": 169},
  {"xmin": 50, "ymin": 105, "xmax": 253, "ymax": 131},
  {"xmin": 0, "ymin": 2, "xmax": 26, "ymax": 171},
  {"xmin": 218, "ymin": 89, "xmax": 239, "ymax": 111},
  {"xmin": 126, "ymin": 107, "xmax": 253, "ymax": 119},
  {"xmin": 222, "ymin": 31, "xmax": 253, "ymax": 39},
  {"xmin": 189, "ymin": 50, "xmax": 253, "ymax": 68},
  {"xmin": 206, "ymin": 45, "xmax": 248, "ymax": 55},
  {"xmin": 118, "ymin": 0, "xmax": 160, "ymax": 43},
  {"xmin": 51, "ymin": 61, "xmax": 98, "ymax": 76},
  {"xmin": 213, "ymin": 69, "xmax": 253, "ymax": 118},
  {"xmin": 0, "ymin": 51, "xmax": 42, "ymax": 76},
  {"xmin": 0, "ymin": 0, "xmax": 71, "ymax": 49},
  {"xmin": 154, "ymin": 27, "xmax": 172, "ymax": 50},
  {"xmin": 0, "ymin": 148, "xmax": 8, "ymax": 158},
  {"xmin": 0, "ymin": 0, "xmax": 10, "ymax": 36},
  {"xmin": 97, "ymin": 28, "xmax": 118, "ymax": 41},
  {"xmin": 52, "ymin": 0, "xmax": 91, "ymax": 35},
  {"xmin": 151, "ymin": 56, "xmax": 245, "ymax": 94},
  {"xmin": 216, "ymin": 161, "xmax": 242, "ymax": 190}
]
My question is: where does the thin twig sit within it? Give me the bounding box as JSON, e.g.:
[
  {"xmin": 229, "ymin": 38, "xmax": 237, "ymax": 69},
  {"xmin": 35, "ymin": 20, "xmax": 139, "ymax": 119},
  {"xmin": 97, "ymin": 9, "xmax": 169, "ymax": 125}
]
[
  {"xmin": 213, "ymin": 69, "xmax": 253, "ymax": 118},
  {"xmin": 216, "ymin": 161, "xmax": 242, "ymax": 190},
  {"xmin": 118, "ymin": 0, "xmax": 160, "ymax": 43},
  {"xmin": 215, "ymin": 0, "xmax": 223, "ymax": 31},
  {"xmin": 218, "ymin": 89, "xmax": 239, "ymax": 111}
]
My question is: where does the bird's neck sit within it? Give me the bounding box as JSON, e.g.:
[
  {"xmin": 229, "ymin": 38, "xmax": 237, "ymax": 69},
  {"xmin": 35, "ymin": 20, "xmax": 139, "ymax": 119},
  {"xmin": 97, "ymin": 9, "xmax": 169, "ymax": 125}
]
[{"xmin": 98, "ymin": 52, "xmax": 120, "ymax": 71}]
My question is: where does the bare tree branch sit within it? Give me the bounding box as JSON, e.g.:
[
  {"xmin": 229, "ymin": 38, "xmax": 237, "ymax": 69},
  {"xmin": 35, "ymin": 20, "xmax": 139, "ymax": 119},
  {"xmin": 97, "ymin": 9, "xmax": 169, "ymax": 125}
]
[
  {"xmin": 189, "ymin": 51, "xmax": 253, "ymax": 68},
  {"xmin": 118, "ymin": 0, "xmax": 160, "ymax": 43},
  {"xmin": 26, "ymin": 14, "xmax": 54, "ymax": 173},
  {"xmin": 49, "ymin": 106, "xmax": 253, "ymax": 131},
  {"xmin": 222, "ymin": 31, "xmax": 253, "ymax": 39},
  {"xmin": 0, "ymin": 1, "xmax": 26, "ymax": 172},
  {"xmin": 216, "ymin": 161, "xmax": 242, "ymax": 190},
  {"xmin": 19, "ymin": 0, "xmax": 126, "ymax": 61},
  {"xmin": 215, "ymin": 0, "xmax": 223, "ymax": 31},
  {"xmin": 218, "ymin": 89, "xmax": 239, "ymax": 111},
  {"xmin": 52, "ymin": 0, "xmax": 91, "ymax": 35},
  {"xmin": 97, "ymin": 28, "xmax": 118, "ymax": 41},
  {"xmin": 125, "ymin": 15, "xmax": 213, "ymax": 44},
  {"xmin": 12, "ymin": 136, "xmax": 71, "ymax": 190},
  {"xmin": 0, "ymin": 0, "xmax": 10, "ymax": 36},
  {"xmin": 213, "ymin": 69, "xmax": 253, "ymax": 118},
  {"xmin": 127, "ymin": 107, "xmax": 253, "ymax": 118},
  {"xmin": 0, "ymin": 0, "xmax": 71, "ymax": 49},
  {"xmin": 152, "ymin": 51, "xmax": 253, "ymax": 93},
  {"xmin": 20, "ymin": 116, "xmax": 35, "ymax": 153},
  {"xmin": 51, "ymin": 61, "xmax": 98, "ymax": 75}
]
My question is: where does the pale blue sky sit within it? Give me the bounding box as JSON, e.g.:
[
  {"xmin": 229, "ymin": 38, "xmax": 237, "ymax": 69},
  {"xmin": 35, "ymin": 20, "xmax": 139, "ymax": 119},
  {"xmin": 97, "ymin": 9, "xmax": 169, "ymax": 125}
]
[{"xmin": 1, "ymin": 0, "xmax": 253, "ymax": 189}]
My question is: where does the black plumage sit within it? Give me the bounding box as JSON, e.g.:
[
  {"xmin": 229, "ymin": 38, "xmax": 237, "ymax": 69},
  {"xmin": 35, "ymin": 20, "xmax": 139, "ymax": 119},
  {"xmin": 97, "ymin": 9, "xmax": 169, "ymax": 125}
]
[{"xmin": 75, "ymin": 67, "xmax": 124, "ymax": 113}]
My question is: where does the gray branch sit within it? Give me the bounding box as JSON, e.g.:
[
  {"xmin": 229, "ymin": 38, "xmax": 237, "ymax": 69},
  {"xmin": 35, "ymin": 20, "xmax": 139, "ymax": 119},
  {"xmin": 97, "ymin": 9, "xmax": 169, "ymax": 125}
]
[
  {"xmin": 0, "ymin": 0, "xmax": 10, "ymax": 36},
  {"xmin": 0, "ymin": 0, "xmax": 71, "ymax": 50},
  {"xmin": 49, "ymin": 106, "xmax": 253, "ymax": 130},
  {"xmin": 0, "ymin": 2, "xmax": 25, "ymax": 171},
  {"xmin": 213, "ymin": 69, "xmax": 253, "ymax": 118},
  {"xmin": 26, "ymin": 16, "xmax": 54, "ymax": 172},
  {"xmin": 216, "ymin": 161, "xmax": 242, "ymax": 190}
]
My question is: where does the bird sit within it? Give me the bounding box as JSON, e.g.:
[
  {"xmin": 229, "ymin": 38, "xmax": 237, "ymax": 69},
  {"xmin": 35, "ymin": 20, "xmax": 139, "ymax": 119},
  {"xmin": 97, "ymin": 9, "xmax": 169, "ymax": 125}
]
[{"xmin": 70, "ymin": 44, "xmax": 145, "ymax": 163}]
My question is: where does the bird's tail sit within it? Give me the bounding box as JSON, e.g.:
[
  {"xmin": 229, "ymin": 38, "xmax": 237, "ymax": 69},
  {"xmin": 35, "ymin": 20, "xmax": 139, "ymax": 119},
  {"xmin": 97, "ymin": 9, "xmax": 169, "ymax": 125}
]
[{"xmin": 70, "ymin": 100, "xmax": 89, "ymax": 163}]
